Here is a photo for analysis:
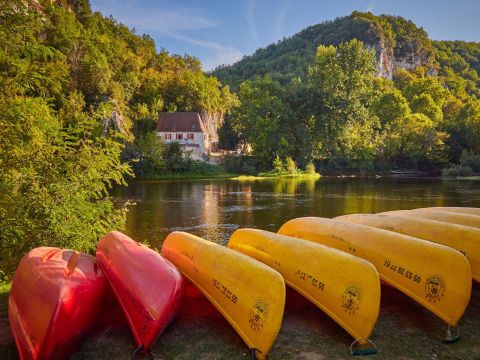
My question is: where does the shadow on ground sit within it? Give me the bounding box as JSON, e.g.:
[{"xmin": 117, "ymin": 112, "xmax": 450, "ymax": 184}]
[{"xmin": 1, "ymin": 282, "xmax": 479, "ymax": 359}]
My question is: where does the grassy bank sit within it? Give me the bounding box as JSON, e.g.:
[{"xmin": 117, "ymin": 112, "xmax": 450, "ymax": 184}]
[
  {"xmin": 2, "ymin": 283, "xmax": 480, "ymax": 359},
  {"xmin": 136, "ymin": 162, "xmax": 238, "ymax": 180},
  {"xmin": 232, "ymin": 172, "xmax": 321, "ymax": 181},
  {"xmin": 442, "ymin": 176, "xmax": 480, "ymax": 181}
]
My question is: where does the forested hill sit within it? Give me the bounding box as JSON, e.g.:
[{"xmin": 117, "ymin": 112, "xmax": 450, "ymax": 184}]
[
  {"xmin": 212, "ymin": 12, "xmax": 480, "ymax": 90},
  {"xmin": 0, "ymin": 0, "xmax": 237, "ymax": 273}
]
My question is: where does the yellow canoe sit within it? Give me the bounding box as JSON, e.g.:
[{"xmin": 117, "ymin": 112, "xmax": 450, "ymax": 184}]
[
  {"xmin": 383, "ymin": 209, "xmax": 480, "ymax": 228},
  {"xmin": 421, "ymin": 207, "xmax": 480, "ymax": 217},
  {"xmin": 278, "ymin": 218, "xmax": 472, "ymax": 328},
  {"xmin": 228, "ymin": 228, "xmax": 380, "ymax": 351},
  {"xmin": 336, "ymin": 213, "xmax": 480, "ymax": 282},
  {"xmin": 161, "ymin": 231, "xmax": 285, "ymax": 360}
]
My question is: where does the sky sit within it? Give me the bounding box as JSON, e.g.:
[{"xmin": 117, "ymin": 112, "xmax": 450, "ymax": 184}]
[{"xmin": 90, "ymin": 0, "xmax": 480, "ymax": 71}]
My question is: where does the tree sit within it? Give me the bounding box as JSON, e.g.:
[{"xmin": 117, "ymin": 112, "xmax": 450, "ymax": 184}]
[
  {"xmin": 228, "ymin": 77, "xmax": 293, "ymax": 167},
  {"xmin": 273, "ymin": 156, "xmax": 284, "ymax": 174},
  {"xmin": 371, "ymin": 89, "xmax": 410, "ymax": 125},
  {"xmin": 411, "ymin": 93, "xmax": 443, "ymax": 123},
  {"xmin": 0, "ymin": 97, "xmax": 131, "ymax": 272},
  {"xmin": 381, "ymin": 113, "xmax": 448, "ymax": 169},
  {"xmin": 307, "ymin": 39, "xmax": 378, "ymax": 171},
  {"xmin": 285, "ymin": 157, "xmax": 297, "ymax": 174}
]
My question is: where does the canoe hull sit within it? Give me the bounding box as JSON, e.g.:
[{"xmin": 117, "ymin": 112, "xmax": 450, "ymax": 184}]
[
  {"xmin": 9, "ymin": 247, "xmax": 108, "ymax": 360},
  {"xmin": 279, "ymin": 217, "xmax": 472, "ymax": 327},
  {"xmin": 162, "ymin": 231, "xmax": 285, "ymax": 360},
  {"xmin": 228, "ymin": 228, "xmax": 381, "ymax": 345},
  {"xmin": 96, "ymin": 231, "xmax": 184, "ymax": 352},
  {"xmin": 336, "ymin": 213, "xmax": 480, "ymax": 282},
  {"xmin": 384, "ymin": 209, "xmax": 480, "ymax": 228}
]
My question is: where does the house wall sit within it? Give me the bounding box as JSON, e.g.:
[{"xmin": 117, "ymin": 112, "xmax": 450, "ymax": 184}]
[{"xmin": 156, "ymin": 131, "xmax": 209, "ymax": 161}]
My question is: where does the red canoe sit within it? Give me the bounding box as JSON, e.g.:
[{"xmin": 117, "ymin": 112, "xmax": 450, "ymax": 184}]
[
  {"xmin": 96, "ymin": 231, "xmax": 184, "ymax": 354},
  {"xmin": 9, "ymin": 247, "xmax": 109, "ymax": 360}
]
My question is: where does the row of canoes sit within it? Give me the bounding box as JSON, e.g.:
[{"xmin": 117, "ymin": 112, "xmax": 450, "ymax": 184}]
[{"xmin": 8, "ymin": 206, "xmax": 480, "ymax": 359}]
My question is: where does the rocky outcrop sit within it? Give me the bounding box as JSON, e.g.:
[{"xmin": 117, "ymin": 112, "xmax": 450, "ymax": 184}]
[
  {"xmin": 367, "ymin": 40, "xmax": 434, "ymax": 80},
  {"xmin": 199, "ymin": 111, "xmax": 224, "ymax": 152}
]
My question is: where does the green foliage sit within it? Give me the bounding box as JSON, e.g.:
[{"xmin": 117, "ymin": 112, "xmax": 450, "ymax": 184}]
[
  {"xmin": 380, "ymin": 113, "xmax": 448, "ymax": 169},
  {"xmin": 308, "ymin": 39, "xmax": 378, "ymax": 171},
  {"xmin": 442, "ymin": 165, "xmax": 473, "ymax": 177},
  {"xmin": 285, "ymin": 157, "xmax": 297, "ymax": 174},
  {"xmin": 273, "ymin": 156, "xmax": 284, "ymax": 174},
  {"xmin": 305, "ymin": 162, "xmax": 316, "ymax": 174},
  {"xmin": 411, "ymin": 93, "xmax": 443, "ymax": 123},
  {"xmin": 0, "ymin": 97, "xmax": 131, "ymax": 272},
  {"xmin": 163, "ymin": 142, "xmax": 193, "ymax": 173},
  {"xmin": 215, "ymin": 10, "xmax": 480, "ymax": 175},
  {"xmin": 371, "ymin": 89, "xmax": 410, "ymax": 125},
  {"xmin": 222, "ymin": 155, "xmax": 259, "ymax": 175},
  {"xmin": 213, "ymin": 12, "xmax": 434, "ymax": 89},
  {"xmin": 0, "ymin": 0, "xmax": 237, "ymax": 273},
  {"xmin": 459, "ymin": 150, "xmax": 480, "ymax": 172},
  {"xmin": 125, "ymin": 132, "xmax": 166, "ymax": 177}
]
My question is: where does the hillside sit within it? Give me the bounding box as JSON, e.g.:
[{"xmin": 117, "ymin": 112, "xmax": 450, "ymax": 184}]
[
  {"xmin": 0, "ymin": 0, "xmax": 237, "ymax": 272},
  {"xmin": 215, "ymin": 12, "xmax": 480, "ymax": 175},
  {"xmin": 212, "ymin": 12, "xmax": 479, "ymax": 91}
]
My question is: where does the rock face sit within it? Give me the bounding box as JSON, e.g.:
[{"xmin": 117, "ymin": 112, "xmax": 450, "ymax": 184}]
[
  {"xmin": 213, "ymin": 12, "xmax": 437, "ymax": 87},
  {"xmin": 367, "ymin": 40, "xmax": 434, "ymax": 80},
  {"xmin": 199, "ymin": 111, "xmax": 224, "ymax": 152},
  {"xmin": 366, "ymin": 41, "xmax": 395, "ymax": 79}
]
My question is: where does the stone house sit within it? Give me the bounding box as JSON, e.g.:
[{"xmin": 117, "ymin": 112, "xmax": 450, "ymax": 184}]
[{"xmin": 156, "ymin": 112, "xmax": 210, "ymax": 161}]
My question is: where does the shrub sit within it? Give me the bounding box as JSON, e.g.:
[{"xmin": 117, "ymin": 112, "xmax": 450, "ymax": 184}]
[
  {"xmin": 273, "ymin": 156, "xmax": 284, "ymax": 174},
  {"xmin": 222, "ymin": 155, "xmax": 259, "ymax": 175},
  {"xmin": 285, "ymin": 157, "xmax": 297, "ymax": 174},
  {"xmin": 305, "ymin": 162, "xmax": 316, "ymax": 174},
  {"xmin": 459, "ymin": 150, "xmax": 480, "ymax": 172},
  {"xmin": 442, "ymin": 165, "xmax": 473, "ymax": 177}
]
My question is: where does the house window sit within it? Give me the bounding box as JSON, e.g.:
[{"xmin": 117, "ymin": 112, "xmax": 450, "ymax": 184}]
[
  {"xmin": 176, "ymin": 133, "xmax": 183, "ymax": 140},
  {"xmin": 187, "ymin": 133, "xmax": 194, "ymax": 140},
  {"xmin": 165, "ymin": 133, "xmax": 171, "ymax": 140}
]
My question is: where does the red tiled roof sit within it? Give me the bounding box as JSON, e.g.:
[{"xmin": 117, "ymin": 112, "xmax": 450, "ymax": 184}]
[{"xmin": 156, "ymin": 112, "xmax": 206, "ymax": 133}]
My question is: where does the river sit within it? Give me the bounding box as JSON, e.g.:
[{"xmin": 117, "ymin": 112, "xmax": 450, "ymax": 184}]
[{"xmin": 112, "ymin": 177, "xmax": 480, "ymax": 247}]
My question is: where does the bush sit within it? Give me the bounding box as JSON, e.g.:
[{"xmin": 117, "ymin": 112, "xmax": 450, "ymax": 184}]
[
  {"xmin": 273, "ymin": 156, "xmax": 284, "ymax": 174},
  {"xmin": 305, "ymin": 162, "xmax": 316, "ymax": 174},
  {"xmin": 442, "ymin": 165, "xmax": 473, "ymax": 177},
  {"xmin": 222, "ymin": 155, "xmax": 259, "ymax": 175},
  {"xmin": 459, "ymin": 150, "xmax": 480, "ymax": 172},
  {"xmin": 285, "ymin": 157, "xmax": 297, "ymax": 174}
]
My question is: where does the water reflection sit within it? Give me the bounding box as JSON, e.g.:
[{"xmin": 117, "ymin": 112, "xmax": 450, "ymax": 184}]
[{"xmin": 111, "ymin": 177, "xmax": 480, "ymax": 248}]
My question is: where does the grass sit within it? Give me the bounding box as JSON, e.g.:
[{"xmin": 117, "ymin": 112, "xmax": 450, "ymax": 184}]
[
  {"xmin": 3, "ymin": 282, "xmax": 480, "ymax": 359},
  {"xmin": 442, "ymin": 176, "xmax": 480, "ymax": 181},
  {"xmin": 138, "ymin": 162, "xmax": 238, "ymax": 180},
  {"xmin": 232, "ymin": 172, "xmax": 321, "ymax": 181}
]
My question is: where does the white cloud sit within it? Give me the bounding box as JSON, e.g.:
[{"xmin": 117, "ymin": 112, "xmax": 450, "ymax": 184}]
[
  {"xmin": 92, "ymin": 0, "xmax": 216, "ymax": 35},
  {"xmin": 174, "ymin": 35, "xmax": 243, "ymax": 71},
  {"xmin": 247, "ymin": 0, "xmax": 260, "ymax": 46},
  {"xmin": 275, "ymin": 0, "xmax": 291, "ymax": 40},
  {"xmin": 91, "ymin": 0, "xmax": 243, "ymax": 70}
]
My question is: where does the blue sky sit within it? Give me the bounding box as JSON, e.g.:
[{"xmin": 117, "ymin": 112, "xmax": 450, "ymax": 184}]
[{"xmin": 90, "ymin": 0, "xmax": 480, "ymax": 71}]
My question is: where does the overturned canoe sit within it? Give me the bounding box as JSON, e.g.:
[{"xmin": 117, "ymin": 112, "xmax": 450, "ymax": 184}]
[
  {"xmin": 383, "ymin": 209, "xmax": 480, "ymax": 228},
  {"xmin": 336, "ymin": 213, "xmax": 480, "ymax": 282},
  {"xmin": 96, "ymin": 231, "xmax": 184, "ymax": 354},
  {"xmin": 162, "ymin": 231, "xmax": 285, "ymax": 360},
  {"xmin": 421, "ymin": 207, "xmax": 480, "ymax": 217},
  {"xmin": 9, "ymin": 247, "xmax": 108, "ymax": 360},
  {"xmin": 278, "ymin": 218, "xmax": 472, "ymax": 328},
  {"xmin": 228, "ymin": 228, "xmax": 380, "ymax": 352}
]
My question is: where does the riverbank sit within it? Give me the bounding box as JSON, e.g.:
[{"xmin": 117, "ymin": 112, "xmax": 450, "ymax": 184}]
[
  {"xmin": 232, "ymin": 172, "xmax": 321, "ymax": 181},
  {"xmin": 2, "ymin": 283, "xmax": 480, "ymax": 359}
]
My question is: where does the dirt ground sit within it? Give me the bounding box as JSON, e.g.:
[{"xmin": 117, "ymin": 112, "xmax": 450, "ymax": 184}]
[{"xmin": 1, "ymin": 282, "xmax": 479, "ymax": 360}]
